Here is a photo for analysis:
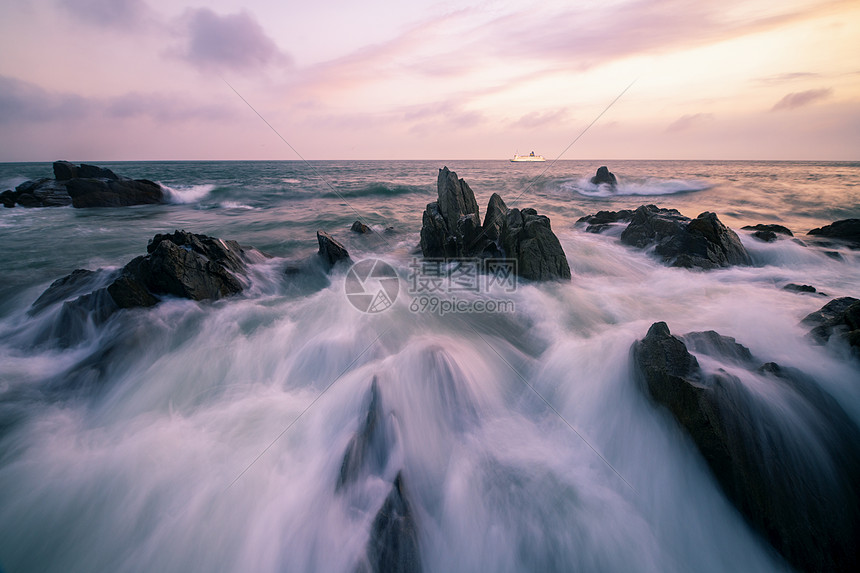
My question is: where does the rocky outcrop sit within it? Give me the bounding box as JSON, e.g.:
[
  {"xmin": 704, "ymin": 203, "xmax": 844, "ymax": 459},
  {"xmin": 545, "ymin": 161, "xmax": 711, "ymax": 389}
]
[
  {"xmin": 361, "ymin": 473, "xmax": 422, "ymax": 573},
  {"xmin": 351, "ymin": 221, "xmax": 373, "ymax": 234},
  {"xmin": 578, "ymin": 205, "xmax": 751, "ymax": 270},
  {"xmin": 317, "ymin": 230, "xmax": 350, "ymax": 267},
  {"xmin": 632, "ymin": 322, "xmax": 860, "ymax": 573},
  {"xmin": 590, "ymin": 166, "xmax": 617, "ymax": 185},
  {"xmin": 802, "ymin": 297, "xmax": 860, "ymax": 353},
  {"xmin": 4, "ymin": 161, "xmax": 165, "ymax": 208},
  {"xmin": 783, "ymin": 283, "xmax": 826, "ymax": 296},
  {"xmin": 31, "ymin": 230, "xmax": 262, "ymax": 328},
  {"xmin": 807, "ymin": 219, "xmax": 860, "ymax": 248},
  {"xmin": 419, "ymin": 167, "xmax": 570, "ymax": 281},
  {"xmin": 742, "ymin": 223, "xmax": 793, "ymax": 242}
]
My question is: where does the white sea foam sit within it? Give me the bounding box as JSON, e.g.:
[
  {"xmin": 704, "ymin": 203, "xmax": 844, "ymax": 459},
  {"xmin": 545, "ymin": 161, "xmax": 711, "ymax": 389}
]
[
  {"xmin": 562, "ymin": 177, "xmax": 711, "ymax": 198},
  {"xmin": 161, "ymin": 183, "xmax": 216, "ymax": 203}
]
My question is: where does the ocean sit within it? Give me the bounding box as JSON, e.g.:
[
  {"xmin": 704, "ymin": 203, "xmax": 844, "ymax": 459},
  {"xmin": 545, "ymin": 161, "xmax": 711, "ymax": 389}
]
[{"xmin": 0, "ymin": 160, "xmax": 858, "ymax": 572}]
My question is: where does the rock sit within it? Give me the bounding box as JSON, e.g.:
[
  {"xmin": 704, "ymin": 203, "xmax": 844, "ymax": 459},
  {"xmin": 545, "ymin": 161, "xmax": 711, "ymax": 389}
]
[
  {"xmin": 576, "ymin": 209, "xmax": 633, "ymax": 233},
  {"xmin": 317, "ymin": 230, "xmax": 350, "ymax": 267},
  {"xmin": 741, "ymin": 223, "xmax": 793, "ymax": 237},
  {"xmin": 351, "ymin": 220, "xmax": 373, "ymax": 234},
  {"xmin": 590, "ymin": 166, "xmax": 617, "ymax": 185},
  {"xmin": 65, "ymin": 177, "xmax": 164, "ymax": 208},
  {"xmin": 419, "ymin": 167, "xmax": 570, "ymax": 281},
  {"xmin": 808, "ymin": 219, "xmax": 860, "ymax": 248},
  {"xmin": 52, "ymin": 160, "xmax": 79, "ymax": 180},
  {"xmin": 1, "ymin": 190, "xmax": 16, "ymax": 208},
  {"xmin": 31, "ymin": 230, "xmax": 260, "ymax": 335},
  {"xmin": 12, "ymin": 178, "xmax": 72, "ymax": 207},
  {"xmin": 633, "ymin": 322, "xmax": 860, "ymax": 573},
  {"xmin": 783, "ymin": 283, "xmax": 825, "ymax": 296},
  {"xmin": 77, "ymin": 163, "xmax": 119, "ymax": 180},
  {"xmin": 14, "ymin": 193, "xmax": 40, "ymax": 208},
  {"xmin": 682, "ymin": 330, "xmax": 753, "ymax": 365},
  {"xmin": 419, "ymin": 167, "xmax": 481, "ymax": 258},
  {"xmin": 617, "ymin": 205, "xmax": 751, "ymax": 269},
  {"xmin": 751, "ymin": 230, "xmax": 777, "ymax": 242},
  {"xmin": 802, "ymin": 297, "xmax": 860, "ymax": 353},
  {"xmin": 361, "ymin": 473, "xmax": 422, "ymax": 573},
  {"xmin": 336, "ymin": 377, "xmax": 389, "ymax": 492},
  {"xmin": 29, "ymin": 269, "xmax": 101, "ymax": 315}
]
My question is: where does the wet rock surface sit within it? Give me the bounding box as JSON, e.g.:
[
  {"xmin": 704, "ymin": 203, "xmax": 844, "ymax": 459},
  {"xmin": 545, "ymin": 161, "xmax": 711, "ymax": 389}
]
[
  {"xmin": 802, "ymin": 297, "xmax": 860, "ymax": 353},
  {"xmin": 632, "ymin": 322, "xmax": 860, "ymax": 573},
  {"xmin": 807, "ymin": 218, "xmax": 860, "ymax": 248}
]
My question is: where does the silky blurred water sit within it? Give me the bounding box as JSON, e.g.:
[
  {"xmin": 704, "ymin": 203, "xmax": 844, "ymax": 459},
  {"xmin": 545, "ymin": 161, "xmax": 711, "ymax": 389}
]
[{"xmin": 0, "ymin": 160, "xmax": 858, "ymax": 572}]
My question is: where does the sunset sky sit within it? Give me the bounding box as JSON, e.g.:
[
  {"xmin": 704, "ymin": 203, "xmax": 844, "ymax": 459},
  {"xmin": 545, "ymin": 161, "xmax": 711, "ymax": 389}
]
[{"xmin": 1, "ymin": 0, "xmax": 858, "ymax": 161}]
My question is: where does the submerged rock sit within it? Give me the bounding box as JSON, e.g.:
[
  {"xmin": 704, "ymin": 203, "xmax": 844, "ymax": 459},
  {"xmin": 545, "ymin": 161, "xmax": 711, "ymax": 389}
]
[
  {"xmin": 419, "ymin": 167, "xmax": 570, "ymax": 281},
  {"xmin": 317, "ymin": 230, "xmax": 351, "ymax": 267},
  {"xmin": 5, "ymin": 161, "xmax": 165, "ymax": 208},
  {"xmin": 632, "ymin": 322, "xmax": 860, "ymax": 573},
  {"xmin": 336, "ymin": 377, "xmax": 389, "ymax": 492},
  {"xmin": 783, "ymin": 283, "xmax": 825, "ymax": 296},
  {"xmin": 360, "ymin": 473, "xmax": 422, "ymax": 573},
  {"xmin": 741, "ymin": 223, "xmax": 793, "ymax": 237},
  {"xmin": 802, "ymin": 297, "xmax": 860, "ymax": 353},
  {"xmin": 590, "ymin": 166, "xmax": 617, "ymax": 185},
  {"xmin": 575, "ymin": 209, "xmax": 633, "ymax": 233},
  {"xmin": 807, "ymin": 219, "xmax": 860, "ymax": 248}
]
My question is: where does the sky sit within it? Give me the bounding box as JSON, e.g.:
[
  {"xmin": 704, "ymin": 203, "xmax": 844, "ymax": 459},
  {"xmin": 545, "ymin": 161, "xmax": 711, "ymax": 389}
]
[{"xmin": 0, "ymin": 0, "xmax": 858, "ymax": 161}]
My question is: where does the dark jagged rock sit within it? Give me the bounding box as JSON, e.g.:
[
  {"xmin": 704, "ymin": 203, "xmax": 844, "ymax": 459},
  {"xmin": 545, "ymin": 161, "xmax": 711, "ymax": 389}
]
[
  {"xmin": 802, "ymin": 297, "xmax": 860, "ymax": 353},
  {"xmin": 682, "ymin": 330, "xmax": 753, "ymax": 365},
  {"xmin": 29, "ymin": 269, "xmax": 100, "ymax": 315},
  {"xmin": 337, "ymin": 377, "xmax": 389, "ymax": 492},
  {"xmin": 419, "ymin": 167, "xmax": 570, "ymax": 281},
  {"xmin": 615, "ymin": 205, "xmax": 751, "ymax": 269},
  {"xmin": 65, "ymin": 177, "xmax": 163, "ymax": 208},
  {"xmin": 576, "ymin": 209, "xmax": 633, "ymax": 233},
  {"xmin": 14, "ymin": 193, "xmax": 40, "ymax": 208},
  {"xmin": 632, "ymin": 322, "xmax": 860, "ymax": 573},
  {"xmin": 31, "ymin": 231, "xmax": 260, "ymax": 342},
  {"xmin": 807, "ymin": 219, "xmax": 860, "ymax": 248},
  {"xmin": 77, "ymin": 163, "xmax": 118, "ymax": 180},
  {"xmin": 742, "ymin": 223, "xmax": 793, "ymax": 237},
  {"xmin": 419, "ymin": 167, "xmax": 481, "ymax": 258},
  {"xmin": 53, "ymin": 160, "xmax": 79, "ymax": 180},
  {"xmin": 351, "ymin": 221, "xmax": 373, "ymax": 234},
  {"xmin": 317, "ymin": 230, "xmax": 350, "ymax": 267},
  {"xmin": 361, "ymin": 473, "xmax": 422, "ymax": 573},
  {"xmin": 12, "ymin": 178, "xmax": 71, "ymax": 208},
  {"xmin": 590, "ymin": 166, "xmax": 617, "ymax": 185}
]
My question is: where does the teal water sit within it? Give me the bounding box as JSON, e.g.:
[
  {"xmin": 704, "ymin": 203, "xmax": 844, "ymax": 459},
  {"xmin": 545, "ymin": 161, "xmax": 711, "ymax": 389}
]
[{"xmin": 0, "ymin": 160, "xmax": 858, "ymax": 572}]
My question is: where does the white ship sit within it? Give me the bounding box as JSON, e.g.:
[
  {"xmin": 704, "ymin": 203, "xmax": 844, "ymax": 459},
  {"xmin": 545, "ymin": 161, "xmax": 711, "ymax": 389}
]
[{"xmin": 510, "ymin": 151, "xmax": 546, "ymax": 162}]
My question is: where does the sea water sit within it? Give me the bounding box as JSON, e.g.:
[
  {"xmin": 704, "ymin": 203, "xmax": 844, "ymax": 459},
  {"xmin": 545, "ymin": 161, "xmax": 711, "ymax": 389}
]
[{"xmin": 0, "ymin": 160, "xmax": 858, "ymax": 572}]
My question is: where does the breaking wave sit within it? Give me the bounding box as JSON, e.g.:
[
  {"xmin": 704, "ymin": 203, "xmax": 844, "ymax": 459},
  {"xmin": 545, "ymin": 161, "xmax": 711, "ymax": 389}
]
[{"xmin": 562, "ymin": 177, "xmax": 711, "ymax": 198}]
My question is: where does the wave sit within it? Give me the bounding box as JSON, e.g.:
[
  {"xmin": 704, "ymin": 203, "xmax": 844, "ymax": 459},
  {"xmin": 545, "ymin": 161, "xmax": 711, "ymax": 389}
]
[
  {"xmin": 324, "ymin": 183, "xmax": 420, "ymax": 199},
  {"xmin": 561, "ymin": 177, "xmax": 711, "ymax": 198},
  {"xmin": 161, "ymin": 183, "xmax": 217, "ymax": 204}
]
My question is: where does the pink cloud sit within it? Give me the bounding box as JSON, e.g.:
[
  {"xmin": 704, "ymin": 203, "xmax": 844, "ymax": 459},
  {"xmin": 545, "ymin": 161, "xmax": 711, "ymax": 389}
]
[{"xmin": 771, "ymin": 88, "xmax": 833, "ymax": 111}]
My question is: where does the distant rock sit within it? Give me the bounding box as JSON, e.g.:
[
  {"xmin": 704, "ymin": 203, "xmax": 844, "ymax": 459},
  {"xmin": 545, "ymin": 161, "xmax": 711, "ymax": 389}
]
[
  {"xmin": 1, "ymin": 190, "xmax": 15, "ymax": 208},
  {"xmin": 4, "ymin": 161, "xmax": 165, "ymax": 208},
  {"xmin": 66, "ymin": 177, "xmax": 163, "ymax": 208},
  {"xmin": 360, "ymin": 473, "xmax": 422, "ymax": 573},
  {"xmin": 807, "ymin": 219, "xmax": 860, "ymax": 248},
  {"xmin": 742, "ymin": 223, "xmax": 793, "ymax": 237},
  {"xmin": 317, "ymin": 230, "xmax": 350, "ymax": 267},
  {"xmin": 632, "ymin": 322, "xmax": 860, "ymax": 573},
  {"xmin": 590, "ymin": 166, "xmax": 617, "ymax": 185},
  {"xmin": 419, "ymin": 167, "xmax": 570, "ymax": 281},
  {"xmin": 802, "ymin": 296, "xmax": 860, "ymax": 353},
  {"xmin": 351, "ymin": 220, "xmax": 373, "ymax": 234}
]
